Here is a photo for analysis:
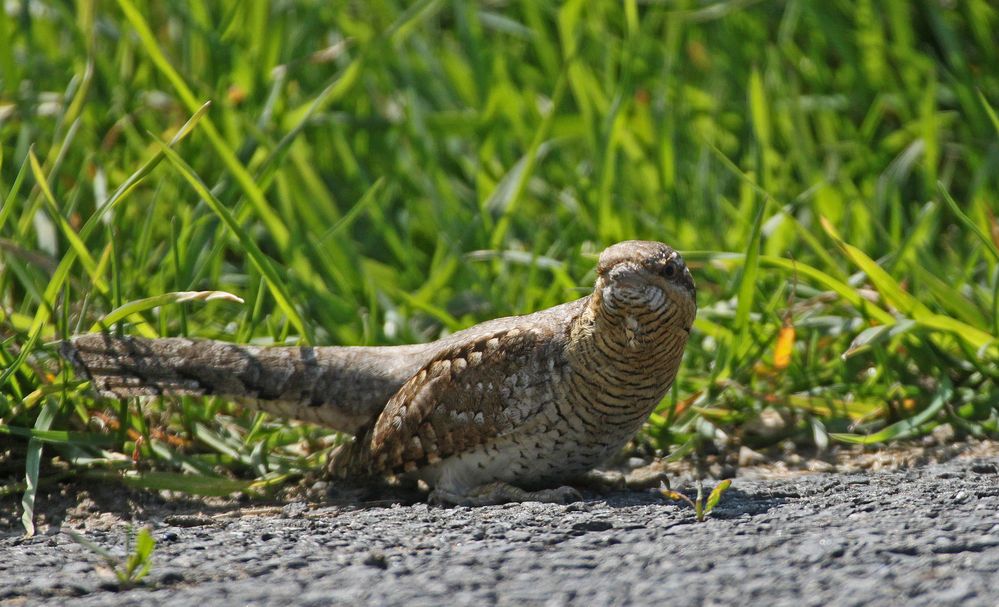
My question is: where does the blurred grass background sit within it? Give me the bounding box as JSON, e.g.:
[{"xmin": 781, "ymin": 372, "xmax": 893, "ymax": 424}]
[{"xmin": 1, "ymin": 0, "xmax": 997, "ymax": 522}]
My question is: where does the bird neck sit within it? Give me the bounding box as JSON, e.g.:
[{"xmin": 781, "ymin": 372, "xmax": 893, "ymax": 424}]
[
  {"xmin": 558, "ymin": 294, "xmax": 687, "ymax": 446},
  {"xmin": 566, "ymin": 292, "xmax": 688, "ymax": 398},
  {"xmin": 568, "ymin": 294, "xmax": 675, "ymax": 366}
]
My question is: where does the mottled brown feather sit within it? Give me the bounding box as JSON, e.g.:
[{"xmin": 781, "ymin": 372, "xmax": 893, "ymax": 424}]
[
  {"xmin": 62, "ymin": 240, "xmax": 696, "ymax": 503},
  {"xmin": 339, "ymin": 326, "xmax": 551, "ymax": 476}
]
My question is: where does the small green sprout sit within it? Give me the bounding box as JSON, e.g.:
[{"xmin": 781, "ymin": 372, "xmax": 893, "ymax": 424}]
[
  {"xmin": 660, "ymin": 479, "xmax": 732, "ymax": 522},
  {"xmin": 67, "ymin": 526, "xmax": 157, "ymax": 587}
]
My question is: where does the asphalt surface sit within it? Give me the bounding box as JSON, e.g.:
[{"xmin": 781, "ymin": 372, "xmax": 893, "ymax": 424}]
[{"xmin": 2, "ymin": 453, "xmax": 998, "ymax": 607}]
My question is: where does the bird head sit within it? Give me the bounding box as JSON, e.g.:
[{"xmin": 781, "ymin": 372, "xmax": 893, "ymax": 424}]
[{"xmin": 593, "ymin": 240, "xmax": 697, "ymax": 337}]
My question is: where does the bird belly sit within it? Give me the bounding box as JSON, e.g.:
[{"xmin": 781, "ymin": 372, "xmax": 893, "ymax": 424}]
[{"xmin": 422, "ymin": 409, "xmax": 629, "ymax": 494}]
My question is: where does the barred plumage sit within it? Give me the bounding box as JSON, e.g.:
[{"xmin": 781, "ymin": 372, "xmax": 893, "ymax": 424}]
[{"xmin": 63, "ymin": 240, "xmax": 696, "ymax": 505}]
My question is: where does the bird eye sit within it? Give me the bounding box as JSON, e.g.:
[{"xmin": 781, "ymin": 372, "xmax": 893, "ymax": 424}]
[{"xmin": 662, "ymin": 261, "xmax": 677, "ymax": 278}]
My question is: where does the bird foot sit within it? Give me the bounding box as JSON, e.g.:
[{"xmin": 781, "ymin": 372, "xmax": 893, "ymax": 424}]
[
  {"xmin": 428, "ymin": 481, "xmax": 583, "ymax": 506},
  {"xmin": 580, "ymin": 467, "xmax": 671, "ymax": 492}
]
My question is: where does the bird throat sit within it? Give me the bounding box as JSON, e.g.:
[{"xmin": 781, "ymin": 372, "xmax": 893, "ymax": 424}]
[{"xmin": 568, "ymin": 291, "xmax": 687, "ymax": 386}]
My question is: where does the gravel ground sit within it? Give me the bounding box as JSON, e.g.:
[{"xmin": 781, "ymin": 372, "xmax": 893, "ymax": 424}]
[{"xmin": 2, "ymin": 452, "xmax": 998, "ymax": 607}]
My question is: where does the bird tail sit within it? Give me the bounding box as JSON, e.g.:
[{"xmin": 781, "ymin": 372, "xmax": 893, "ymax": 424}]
[{"xmin": 61, "ymin": 334, "xmax": 428, "ymax": 435}]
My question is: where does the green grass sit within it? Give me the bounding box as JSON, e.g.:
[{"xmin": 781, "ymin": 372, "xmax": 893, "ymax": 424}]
[{"xmin": 1, "ymin": 1, "xmax": 997, "ymax": 526}]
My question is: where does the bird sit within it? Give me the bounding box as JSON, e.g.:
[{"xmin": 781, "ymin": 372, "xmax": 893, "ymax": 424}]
[{"xmin": 62, "ymin": 240, "xmax": 696, "ymax": 505}]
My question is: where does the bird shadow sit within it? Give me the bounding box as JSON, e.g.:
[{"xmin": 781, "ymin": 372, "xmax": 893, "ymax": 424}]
[
  {"xmin": 2, "ymin": 476, "xmax": 795, "ymax": 536},
  {"xmin": 0, "ymin": 478, "xmax": 254, "ymax": 537}
]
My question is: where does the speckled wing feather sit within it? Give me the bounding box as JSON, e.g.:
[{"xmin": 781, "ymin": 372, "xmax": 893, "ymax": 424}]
[{"xmin": 337, "ymin": 325, "xmax": 557, "ymax": 477}]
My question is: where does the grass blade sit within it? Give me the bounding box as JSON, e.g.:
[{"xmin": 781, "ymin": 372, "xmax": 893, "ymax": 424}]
[
  {"xmin": 116, "ymin": 0, "xmax": 291, "ymax": 249},
  {"xmin": 823, "ymin": 218, "xmax": 996, "ymax": 350},
  {"xmin": 28, "ymin": 149, "xmax": 108, "ymax": 295},
  {"xmin": 65, "ymin": 530, "xmax": 116, "ymax": 560},
  {"xmin": 156, "ymin": 142, "xmax": 311, "ymax": 341},
  {"xmin": 0, "ymin": 105, "xmax": 209, "ymax": 388},
  {"xmin": 88, "ymin": 290, "xmax": 244, "ymax": 333},
  {"xmin": 705, "ymin": 479, "xmax": 732, "ymax": 515},
  {"xmin": 21, "ymin": 399, "xmax": 57, "ymax": 536},
  {"xmin": 732, "ymin": 187, "xmax": 767, "ymax": 356},
  {"xmin": 0, "ymin": 149, "xmax": 31, "ymax": 233},
  {"xmin": 937, "ymin": 182, "xmax": 999, "ymax": 262},
  {"xmin": 0, "ymin": 425, "xmax": 115, "ymax": 446},
  {"xmin": 687, "ymin": 251, "xmax": 896, "ymax": 324},
  {"xmin": 114, "ymin": 471, "xmax": 253, "ymax": 497},
  {"xmin": 831, "ymin": 380, "xmax": 952, "ymax": 444},
  {"xmin": 489, "ymin": 73, "xmax": 568, "ymax": 249}
]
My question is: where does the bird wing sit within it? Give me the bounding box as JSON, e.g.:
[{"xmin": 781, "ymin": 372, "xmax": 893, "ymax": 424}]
[{"xmin": 345, "ymin": 325, "xmax": 556, "ymax": 476}]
